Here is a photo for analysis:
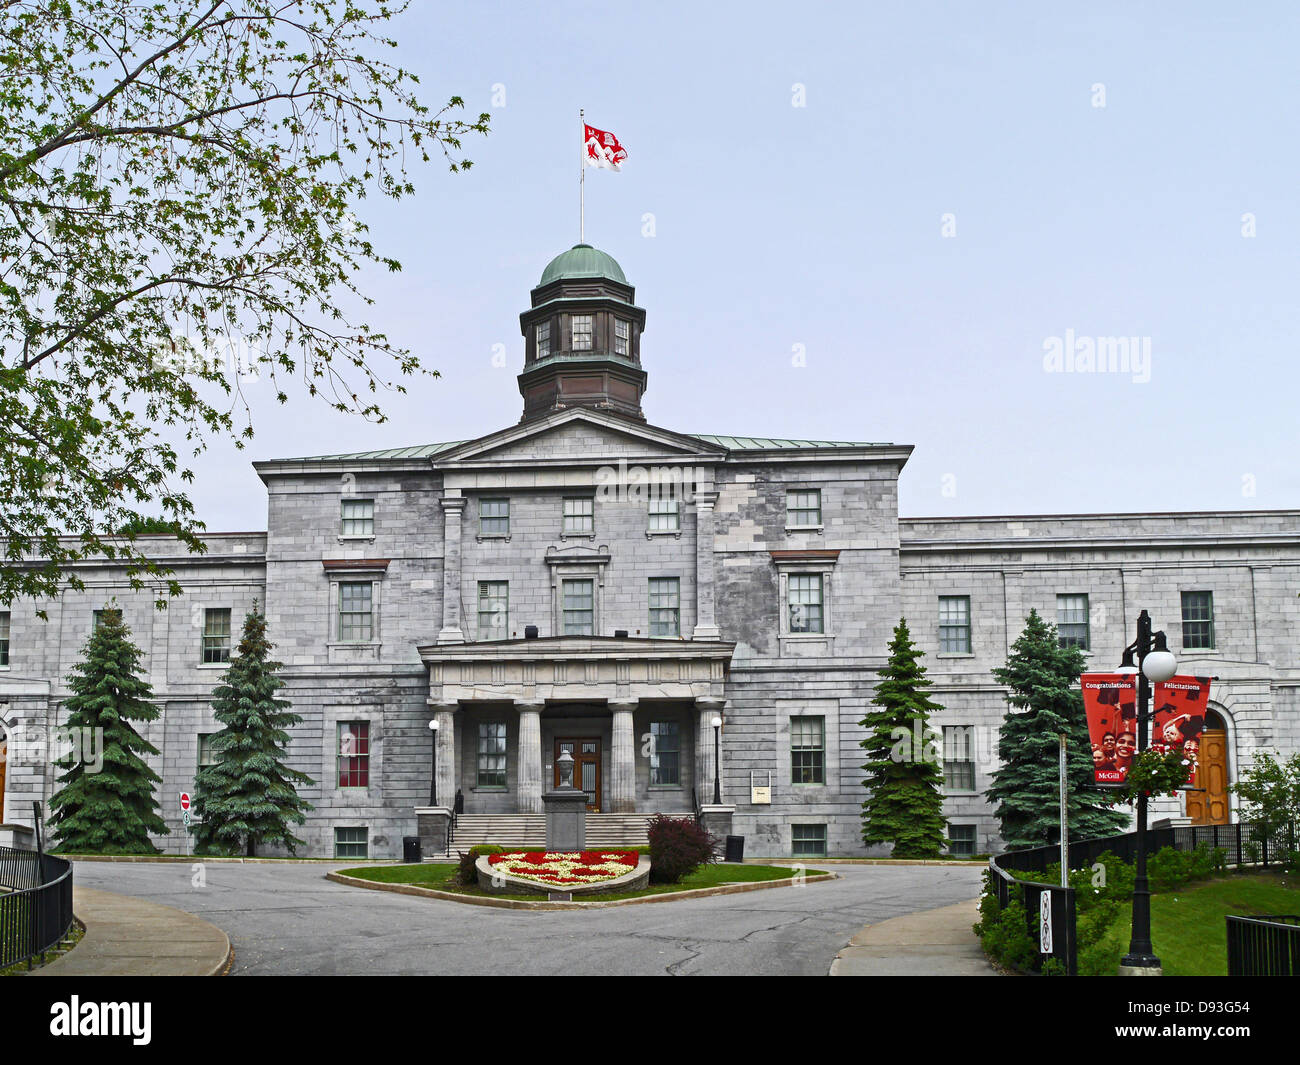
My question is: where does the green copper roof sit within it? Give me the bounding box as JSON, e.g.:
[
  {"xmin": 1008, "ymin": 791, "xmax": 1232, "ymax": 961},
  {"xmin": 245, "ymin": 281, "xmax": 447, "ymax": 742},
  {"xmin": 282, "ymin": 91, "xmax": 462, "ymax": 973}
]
[
  {"xmin": 275, "ymin": 434, "xmax": 887, "ymax": 463},
  {"xmin": 538, "ymin": 244, "xmax": 627, "ymax": 287},
  {"xmin": 691, "ymin": 434, "xmax": 889, "ymax": 450}
]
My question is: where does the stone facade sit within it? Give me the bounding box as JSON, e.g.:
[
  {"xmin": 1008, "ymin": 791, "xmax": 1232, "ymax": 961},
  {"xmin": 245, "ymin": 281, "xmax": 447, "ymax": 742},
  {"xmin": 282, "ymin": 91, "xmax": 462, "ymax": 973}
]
[{"xmin": 1, "ymin": 246, "xmax": 1297, "ymax": 860}]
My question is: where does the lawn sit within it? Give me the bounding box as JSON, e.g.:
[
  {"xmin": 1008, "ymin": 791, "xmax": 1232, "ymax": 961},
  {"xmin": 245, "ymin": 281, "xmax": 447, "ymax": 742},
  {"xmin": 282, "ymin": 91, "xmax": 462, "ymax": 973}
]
[
  {"xmin": 335, "ymin": 860, "xmax": 825, "ymax": 902},
  {"xmin": 1092, "ymin": 871, "xmax": 1299, "ymax": 976}
]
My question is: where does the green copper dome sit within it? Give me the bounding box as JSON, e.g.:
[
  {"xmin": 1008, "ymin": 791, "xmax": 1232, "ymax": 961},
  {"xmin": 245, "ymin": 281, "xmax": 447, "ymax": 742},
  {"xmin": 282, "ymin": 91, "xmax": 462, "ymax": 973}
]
[{"xmin": 538, "ymin": 244, "xmax": 627, "ymax": 287}]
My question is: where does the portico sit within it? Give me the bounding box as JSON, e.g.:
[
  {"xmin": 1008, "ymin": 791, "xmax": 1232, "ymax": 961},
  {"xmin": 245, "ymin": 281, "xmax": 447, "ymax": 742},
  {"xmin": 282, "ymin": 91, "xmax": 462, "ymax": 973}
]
[{"xmin": 417, "ymin": 636, "xmax": 734, "ymax": 815}]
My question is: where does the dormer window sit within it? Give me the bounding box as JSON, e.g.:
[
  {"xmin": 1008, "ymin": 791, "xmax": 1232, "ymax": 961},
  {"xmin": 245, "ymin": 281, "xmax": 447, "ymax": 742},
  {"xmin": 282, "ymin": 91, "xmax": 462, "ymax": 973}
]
[
  {"xmin": 614, "ymin": 318, "xmax": 630, "ymax": 356},
  {"xmin": 572, "ymin": 314, "xmax": 593, "ymax": 351},
  {"xmin": 536, "ymin": 321, "xmax": 550, "ymax": 358}
]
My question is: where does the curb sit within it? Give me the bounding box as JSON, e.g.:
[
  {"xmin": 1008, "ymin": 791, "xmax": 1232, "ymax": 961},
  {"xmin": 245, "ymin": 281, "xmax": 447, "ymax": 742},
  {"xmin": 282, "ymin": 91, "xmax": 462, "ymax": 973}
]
[
  {"xmin": 66, "ymin": 855, "xmax": 348, "ymax": 864},
  {"xmin": 325, "ymin": 869, "xmax": 839, "ymax": 910},
  {"xmin": 752, "ymin": 858, "xmax": 987, "ymax": 867}
]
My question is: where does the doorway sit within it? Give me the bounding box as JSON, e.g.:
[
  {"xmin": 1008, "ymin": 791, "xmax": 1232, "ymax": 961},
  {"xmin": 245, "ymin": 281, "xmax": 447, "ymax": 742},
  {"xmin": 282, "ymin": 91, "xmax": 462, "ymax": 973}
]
[
  {"xmin": 1186, "ymin": 710, "xmax": 1230, "ymax": 826},
  {"xmin": 555, "ymin": 737, "xmax": 601, "ymax": 812}
]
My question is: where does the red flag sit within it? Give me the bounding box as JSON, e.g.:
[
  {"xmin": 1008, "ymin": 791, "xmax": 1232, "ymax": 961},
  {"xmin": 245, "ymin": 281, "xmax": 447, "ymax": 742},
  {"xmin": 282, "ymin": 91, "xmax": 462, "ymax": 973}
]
[{"xmin": 584, "ymin": 123, "xmax": 627, "ymax": 171}]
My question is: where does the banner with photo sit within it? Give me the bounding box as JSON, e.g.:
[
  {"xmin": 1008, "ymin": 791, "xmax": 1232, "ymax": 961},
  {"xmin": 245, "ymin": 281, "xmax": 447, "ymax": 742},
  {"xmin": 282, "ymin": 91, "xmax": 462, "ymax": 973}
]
[
  {"xmin": 1151, "ymin": 675, "xmax": 1213, "ymax": 787},
  {"xmin": 1081, "ymin": 673, "xmax": 1139, "ymax": 786}
]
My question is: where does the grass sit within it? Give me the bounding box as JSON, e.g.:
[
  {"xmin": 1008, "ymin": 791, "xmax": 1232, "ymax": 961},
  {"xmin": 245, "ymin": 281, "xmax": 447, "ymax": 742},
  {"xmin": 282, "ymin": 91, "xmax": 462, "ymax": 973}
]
[
  {"xmin": 335, "ymin": 860, "xmax": 826, "ymax": 902},
  {"xmin": 1091, "ymin": 871, "xmax": 1299, "ymax": 976}
]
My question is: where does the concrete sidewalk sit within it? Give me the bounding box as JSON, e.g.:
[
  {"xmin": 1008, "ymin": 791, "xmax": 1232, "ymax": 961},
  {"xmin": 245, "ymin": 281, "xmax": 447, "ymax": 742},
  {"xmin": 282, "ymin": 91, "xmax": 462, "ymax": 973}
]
[
  {"xmin": 830, "ymin": 897, "xmax": 994, "ymax": 976},
  {"xmin": 28, "ymin": 886, "xmax": 231, "ymax": 977}
]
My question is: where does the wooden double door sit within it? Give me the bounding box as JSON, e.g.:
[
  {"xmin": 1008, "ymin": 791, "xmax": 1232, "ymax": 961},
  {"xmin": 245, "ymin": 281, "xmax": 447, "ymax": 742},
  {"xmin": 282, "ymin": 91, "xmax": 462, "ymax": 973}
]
[{"xmin": 555, "ymin": 738, "xmax": 601, "ymax": 812}]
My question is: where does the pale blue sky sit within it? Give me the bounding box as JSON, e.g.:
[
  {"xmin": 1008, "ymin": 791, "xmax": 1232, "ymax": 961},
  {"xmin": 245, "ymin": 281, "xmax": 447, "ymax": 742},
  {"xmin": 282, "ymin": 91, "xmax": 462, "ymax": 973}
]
[{"xmin": 188, "ymin": 1, "xmax": 1300, "ymax": 529}]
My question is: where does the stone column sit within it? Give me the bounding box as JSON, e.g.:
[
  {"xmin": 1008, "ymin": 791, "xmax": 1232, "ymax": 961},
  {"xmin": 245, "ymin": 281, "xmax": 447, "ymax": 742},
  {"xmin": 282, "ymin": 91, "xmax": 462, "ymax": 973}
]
[
  {"xmin": 696, "ymin": 699, "xmax": 726, "ymax": 805},
  {"xmin": 516, "ymin": 702, "xmax": 544, "ymax": 814},
  {"xmin": 437, "ymin": 494, "xmax": 467, "ymax": 644},
  {"xmin": 432, "ymin": 702, "xmax": 458, "ymax": 810},
  {"xmin": 609, "ymin": 701, "xmax": 637, "ymax": 813},
  {"xmin": 692, "ymin": 491, "xmax": 720, "ymax": 639}
]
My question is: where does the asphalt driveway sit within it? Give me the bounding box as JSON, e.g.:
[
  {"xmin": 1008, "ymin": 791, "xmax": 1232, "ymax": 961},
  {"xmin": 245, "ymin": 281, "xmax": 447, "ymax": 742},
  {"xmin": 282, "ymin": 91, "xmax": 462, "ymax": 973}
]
[{"xmin": 70, "ymin": 860, "xmax": 984, "ymax": 976}]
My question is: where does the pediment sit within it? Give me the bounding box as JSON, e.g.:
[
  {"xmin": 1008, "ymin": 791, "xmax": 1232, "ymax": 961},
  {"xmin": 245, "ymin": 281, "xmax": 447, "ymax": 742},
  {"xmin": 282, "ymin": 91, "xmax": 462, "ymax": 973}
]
[{"xmin": 432, "ymin": 410, "xmax": 724, "ymax": 468}]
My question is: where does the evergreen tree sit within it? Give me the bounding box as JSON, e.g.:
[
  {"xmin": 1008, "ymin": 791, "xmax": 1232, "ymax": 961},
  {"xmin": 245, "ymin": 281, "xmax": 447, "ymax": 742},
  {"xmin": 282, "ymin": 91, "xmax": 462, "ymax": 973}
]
[
  {"xmin": 986, "ymin": 610, "xmax": 1129, "ymax": 849},
  {"xmin": 860, "ymin": 618, "xmax": 949, "ymax": 857},
  {"xmin": 49, "ymin": 606, "xmax": 168, "ymax": 854},
  {"xmin": 192, "ymin": 606, "xmax": 314, "ymax": 856}
]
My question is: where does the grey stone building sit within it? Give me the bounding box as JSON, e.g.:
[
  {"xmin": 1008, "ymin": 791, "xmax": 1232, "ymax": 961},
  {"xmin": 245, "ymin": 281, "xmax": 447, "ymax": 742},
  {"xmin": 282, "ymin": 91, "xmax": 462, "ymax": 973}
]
[{"xmin": 1, "ymin": 244, "xmax": 1297, "ymax": 859}]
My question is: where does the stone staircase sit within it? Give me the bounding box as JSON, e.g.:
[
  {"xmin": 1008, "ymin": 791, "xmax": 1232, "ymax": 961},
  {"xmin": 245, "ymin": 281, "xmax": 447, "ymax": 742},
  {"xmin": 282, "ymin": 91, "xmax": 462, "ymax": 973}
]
[{"xmin": 443, "ymin": 812, "xmax": 668, "ymax": 855}]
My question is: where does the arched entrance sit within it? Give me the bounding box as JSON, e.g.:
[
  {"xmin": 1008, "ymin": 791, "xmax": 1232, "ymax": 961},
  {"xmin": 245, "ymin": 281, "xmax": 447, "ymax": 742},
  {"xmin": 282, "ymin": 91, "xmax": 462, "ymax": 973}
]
[{"xmin": 1186, "ymin": 709, "xmax": 1230, "ymax": 825}]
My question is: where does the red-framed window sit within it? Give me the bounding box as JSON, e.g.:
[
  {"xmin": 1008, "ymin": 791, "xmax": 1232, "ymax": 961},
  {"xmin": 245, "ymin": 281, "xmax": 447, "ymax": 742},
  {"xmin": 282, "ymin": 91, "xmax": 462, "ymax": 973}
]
[{"xmin": 338, "ymin": 721, "xmax": 370, "ymax": 788}]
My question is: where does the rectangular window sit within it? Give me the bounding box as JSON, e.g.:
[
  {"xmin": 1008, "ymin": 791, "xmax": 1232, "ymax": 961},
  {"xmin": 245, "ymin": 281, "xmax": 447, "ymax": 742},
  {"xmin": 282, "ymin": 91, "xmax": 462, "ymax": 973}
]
[
  {"xmin": 648, "ymin": 495, "xmax": 680, "ymax": 532},
  {"xmin": 788, "ymin": 574, "xmax": 824, "ymax": 634},
  {"xmin": 337, "ymin": 722, "xmax": 370, "ymax": 788},
  {"xmin": 0, "ymin": 610, "xmax": 9, "ymax": 667},
  {"xmin": 562, "ymin": 579, "xmax": 595, "ymax": 635},
  {"xmin": 478, "ymin": 722, "xmax": 507, "ymax": 788},
  {"xmin": 341, "ymin": 498, "xmax": 374, "ymax": 537},
  {"xmin": 1056, "ymin": 594, "xmax": 1090, "ymax": 650},
  {"xmin": 792, "ymin": 824, "xmax": 827, "ymax": 858},
  {"xmin": 943, "ymin": 726, "xmax": 976, "ymax": 791},
  {"xmin": 478, "ymin": 581, "xmax": 509, "ymax": 641},
  {"xmin": 571, "ymin": 314, "xmax": 593, "ymax": 351},
  {"xmin": 786, "ymin": 489, "xmax": 822, "ymax": 528},
  {"xmin": 649, "ymin": 720, "xmax": 681, "ymax": 786},
  {"xmin": 479, "ymin": 498, "xmax": 510, "ymax": 537},
  {"xmin": 948, "ymin": 824, "xmax": 977, "ymax": 858},
  {"xmin": 202, "ymin": 608, "xmax": 232, "ymax": 664},
  {"xmin": 791, "ymin": 716, "xmax": 826, "ymax": 784},
  {"xmin": 562, "ymin": 496, "xmax": 594, "ymax": 536},
  {"xmin": 938, "ymin": 596, "xmax": 971, "ymax": 653},
  {"xmin": 648, "ymin": 577, "xmax": 680, "ymax": 637},
  {"xmin": 92, "ymin": 609, "xmax": 105, "ymax": 631},
  {"xmin": 614, "ymin": 318, "xmax": 630, "ymax": 356},
  {"xmin": 334, "ymin": 827, "xmax": 368, "ymax": 860},
  {"xmin": 536, "ymin": 321, "xmax": 551, "ymax": 358},
  {"xmin": 1181, "ymin": 591, "xmax": 1214, "ymax": 650},
  {"xmin": 197, "ymin": 733, "xmax": 218, "ymax": 772},
  {"xmin": 338, "ymin": 581, "xmax": 373, "ymax": 642}
]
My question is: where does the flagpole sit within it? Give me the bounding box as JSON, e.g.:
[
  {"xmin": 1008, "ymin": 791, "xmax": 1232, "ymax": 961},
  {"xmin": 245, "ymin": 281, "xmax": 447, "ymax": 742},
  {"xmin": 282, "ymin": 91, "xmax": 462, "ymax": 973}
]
[{"xmin": 579, "ymin": 108, "xmax": 585, "ymax": 244}]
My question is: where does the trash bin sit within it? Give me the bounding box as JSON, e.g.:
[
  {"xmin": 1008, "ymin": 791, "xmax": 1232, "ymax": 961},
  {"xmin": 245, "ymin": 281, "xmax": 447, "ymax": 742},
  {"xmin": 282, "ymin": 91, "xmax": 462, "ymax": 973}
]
[
  {"xmin": 724, "ymin": 835, "xmax": 745, "ymax": 863},
  {"xmin": 403, "ymin": 836, "xmax": 422, "ymax": 863}
]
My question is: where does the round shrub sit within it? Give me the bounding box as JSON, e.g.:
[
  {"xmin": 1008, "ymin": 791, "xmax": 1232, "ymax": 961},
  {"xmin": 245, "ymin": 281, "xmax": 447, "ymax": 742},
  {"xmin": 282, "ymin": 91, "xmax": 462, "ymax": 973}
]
[{"xmin": 647, "ymin": 814, "xmax": 717, "ymax": 883}]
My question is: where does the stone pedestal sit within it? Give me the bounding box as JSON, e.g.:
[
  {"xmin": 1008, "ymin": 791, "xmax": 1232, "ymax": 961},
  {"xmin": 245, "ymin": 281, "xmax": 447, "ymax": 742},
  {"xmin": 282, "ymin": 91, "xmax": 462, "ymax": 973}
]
[
  {"xmin": 415, "ymin": 806, "xmax": 452, "ymax": 857},
  {"xmin": 1118, "ymin": 964, "xmax": 1164, "ymax": 977},
  {"xmin": 542, "ymin": 788, "xmax": 587, "ymax": 852},
  {"xmin": 0, "ymin": 824, "xmax": 35, "ymax": 850},
  {"xmin": 698, "ymin": 804, "xmax": 735, "ymax": 855}
]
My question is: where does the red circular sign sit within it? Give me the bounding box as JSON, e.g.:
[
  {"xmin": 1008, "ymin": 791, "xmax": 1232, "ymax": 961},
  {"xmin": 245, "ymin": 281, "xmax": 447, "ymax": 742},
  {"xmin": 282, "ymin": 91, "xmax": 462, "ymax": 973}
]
[{"xmin": 180, "ymin": 793, "xmax": 191, "ymax": 811}]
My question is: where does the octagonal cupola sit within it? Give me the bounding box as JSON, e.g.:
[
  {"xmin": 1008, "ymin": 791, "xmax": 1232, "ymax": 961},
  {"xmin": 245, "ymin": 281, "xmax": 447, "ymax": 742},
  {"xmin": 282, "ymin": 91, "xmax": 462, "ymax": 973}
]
[{"xmin": 518, "ymin": 244, "xmax": 648, "ymax": 422}]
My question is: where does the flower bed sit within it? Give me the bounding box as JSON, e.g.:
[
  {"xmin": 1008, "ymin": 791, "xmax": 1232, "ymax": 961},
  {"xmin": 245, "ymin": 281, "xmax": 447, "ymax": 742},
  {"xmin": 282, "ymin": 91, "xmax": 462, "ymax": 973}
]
[{"xmin": 486, "ymin": 850, "xmax": 639, "ymax": 887}]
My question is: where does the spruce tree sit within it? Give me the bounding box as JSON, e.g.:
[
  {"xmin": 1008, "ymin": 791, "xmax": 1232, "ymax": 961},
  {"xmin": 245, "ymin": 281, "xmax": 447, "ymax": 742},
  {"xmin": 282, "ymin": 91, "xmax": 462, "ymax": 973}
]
[
  {"xmin": 986, "ymin": 609, "xmax": 1129, "ymax": 849},
  {"xmin": 192, "ymin": 606, "xmax": 314, "ymax": 856},
  {"xmin": 860, "ymin": 618, "xmax": 949, "ymax": 857},
  {"xmin": 49, "ymin": 606, "xmax": 168, "ymax": 854}
]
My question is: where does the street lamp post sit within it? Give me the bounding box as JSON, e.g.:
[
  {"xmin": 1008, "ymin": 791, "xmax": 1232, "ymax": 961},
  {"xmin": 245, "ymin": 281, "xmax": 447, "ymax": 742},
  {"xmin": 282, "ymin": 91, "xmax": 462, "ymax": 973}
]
[
  {"xmin": 428, "ymin": 719, "xmax": 440, "ymax": 806},
  {"xmin": 1118, "ymin": 609, "xmax": 1177, "ymax": 974},
  {"xmin": 711, "ymin": 716, "xmax": 722, "ymax": 805}
]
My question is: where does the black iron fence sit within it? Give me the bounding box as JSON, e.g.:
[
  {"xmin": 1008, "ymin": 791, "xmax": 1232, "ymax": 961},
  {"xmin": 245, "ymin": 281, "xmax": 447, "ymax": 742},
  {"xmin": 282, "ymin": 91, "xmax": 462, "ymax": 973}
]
[
  {"xmin": 988, "ymin": 819, "xmax": 1297, "ymax": 975},
  {"xmin": 0, "ymin": 844, "xmax": 75, "ymax": 971},
  {"xmin": 1227, "ymin": 915, "xmax": 1300, "ymax": 976}
]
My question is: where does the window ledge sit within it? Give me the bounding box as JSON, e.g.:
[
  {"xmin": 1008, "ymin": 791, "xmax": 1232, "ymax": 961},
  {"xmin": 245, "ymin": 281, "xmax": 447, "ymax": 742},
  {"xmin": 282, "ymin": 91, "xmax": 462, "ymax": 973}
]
[
  {"xmin": 196, "ymin": 663, "xmax": 229, "ymax": 670},
  {"xmin": 645, "ymin": 529, "xmax": 683, "ymax": 539},
  {"xmin": 785, "ymin": 525, "xmax": 824, "ymax": 533},
  {"xmin": 560, "ymin": 531, "xmax": 596, "ymax": 541},
  {"xmin": 1181, "ymin": 647, "xmax": 1219, "ymax": 655},
  {"xmin": 337, "ymin": 535, "xmax": 376, "ymax": 544},
  {"xmin": 782, "ymin": 631, "xmax": 833, "ymax": 640},
  {"xmin": 476, "ymin": 533, "xmax": 512, "ymax": 543},
  {"xmin": 937, "ymin": 652, "xmax": 975, "ymax": 659}
]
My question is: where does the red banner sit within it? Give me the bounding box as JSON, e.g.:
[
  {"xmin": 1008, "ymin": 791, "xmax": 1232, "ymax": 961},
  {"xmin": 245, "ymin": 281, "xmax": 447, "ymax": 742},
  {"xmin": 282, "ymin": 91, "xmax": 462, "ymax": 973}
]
[
  {"xmin": 1081, "ymin": 673, "xmax": 1139, "ymax": 786},
  {"xmin": 1151, "ymin": 675, "xmax": 1213, "ymax": 786}
]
